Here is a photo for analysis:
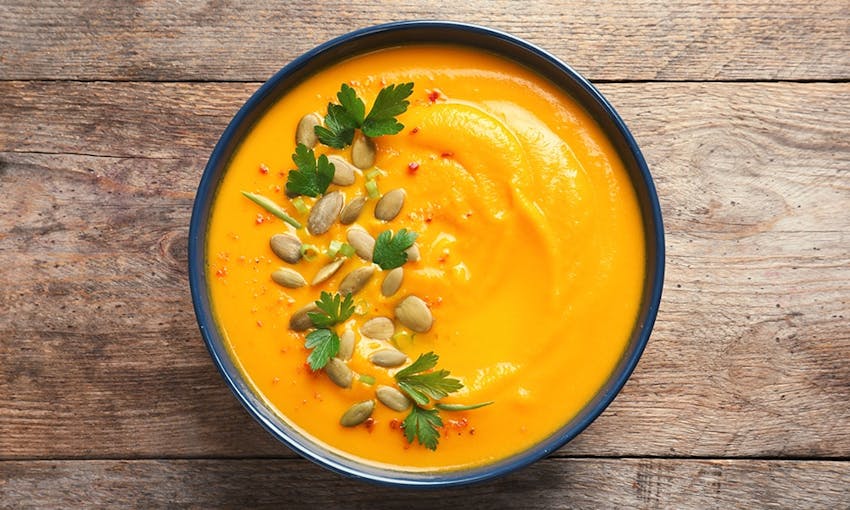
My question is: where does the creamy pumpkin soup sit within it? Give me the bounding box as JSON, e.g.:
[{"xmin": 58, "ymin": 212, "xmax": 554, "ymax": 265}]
[{"xmin": 206, "ymin": 45, "xmax": 645, "ymax": 470}]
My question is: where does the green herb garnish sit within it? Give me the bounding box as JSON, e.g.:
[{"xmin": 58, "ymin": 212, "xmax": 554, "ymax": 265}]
[
  {"xmin": 435, "ymin": 401, "xmax": 494, "ymax": 412},
  {"xmin": 291, "ymin": 196, "xmax": 309, "ymax": 215},
  {"xmin": 326, "ymin": 240, "xmax": 355, "ymax": 259},
  {"xmin": 402, "ymin": 405, "xmax": 443, "ymax": 451},
  {"xmin": 372, "ymin": 229, "xmax": 418, "ymax": 270},
  {"xmin": 300, "ymin": 243, "xmax": 320, "ymax": 262},
  {"xmin": 304, "ymin": 328, "xmax": 339, "ymax": 370},
  {"xmin": 315, "ymin": 82, "xmax": 414, "ymax": 149},
  {"xmin": 285, "ymin": 143, "xmax": 335, "ymax": 197},
  {"xmin": 365, "ymin": 179, "xmax": 380, "ymax": 199},
  {"xmin": 395, "ymin": 352, "xmax": 463, "ymax": 406},
  {"xmin": 241, "ymin": 191, "xmax": 302, "ymax": 229},
  {"xmin": 308, "ymin": 291, "xmax": 355, "ymax": 329}
]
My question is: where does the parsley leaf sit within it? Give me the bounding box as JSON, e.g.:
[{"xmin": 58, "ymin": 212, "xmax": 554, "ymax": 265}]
[
  {"xmin": 394, "ymin": 351, "xmax": 438, "ymax": 379},
  {"xmin": 402, "ymin": 405, "xmax": 443, "ymax": 450},
  {"xmin": 337, "ymin": 83, "xmax": 366, "ymax": 125},
  {"xmin": 285, "ymin": 144, "xmax": 335, "ymax": 197},
  {"xmin": 397, "ymin": 370, "xmax": 464, "ymax": 406},
  {"xmin": 304, "ymin": 328, "xmax": 339, "ymax": 370},
  {"xmin": 362, "ymin": 82, "xmax": 414, "ymax": 138},
  {"xmin": 372, "ymin": 229, "xmax": 418, "ymax": 270},
  {"xmin": 315, "ymin": 82, "xmax": 414, "ymax": 149},
  {"xmin": 315, "ymin": 103, "xmax": 358, "ymax": 149},
  {"xmin": 395, "ymin": 352, "xmax": 463, "ymax": 406},
  {"xmin": 308, "ymin": 291, "xmax": 355, "ymax": 329}
]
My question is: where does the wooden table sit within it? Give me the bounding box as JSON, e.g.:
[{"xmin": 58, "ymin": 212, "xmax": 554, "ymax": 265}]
[{"xmin": 2, "ymin": 2, "xmax": 848, "ymax": 507}]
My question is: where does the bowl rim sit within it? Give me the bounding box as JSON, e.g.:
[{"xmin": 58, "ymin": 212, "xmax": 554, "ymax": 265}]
[{"xmin": 188, "ymin": 20, "xmax": 665, "ymax": 488}]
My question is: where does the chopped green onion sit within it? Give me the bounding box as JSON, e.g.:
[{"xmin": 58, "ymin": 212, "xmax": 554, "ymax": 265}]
[
  {"xmin": 327, "ymin": 240, "xmax": 343, "ymax": 258},
  {"xmin": 241, "ymin": 191, "xmax": 302, "ymax": 229},
  {"xmin": 300, "ymin": 243, "xmax": 320, "ymax": 261},
  {"xmin": 365, "ymin": 168, "xmax": 387, "ymax": 180},
  {"xmin": 391, "ymin": 330, "xmax": 416, "ymax": 350},
  {"xmin": 354, "ymin": 298, "xmax": 369, "ymax": 316},
  {"xmin": 359, "ymin": 374, "xmax": 376, "ymax": 385},
  {"xmin": 338, "ymin": 243, "xmax": 356, "ymax": 258},
  {"xmin": 291, "ymin": 196, "xmax": 309, "ymax": 215},
  {"xmin": 365, "ymin": 179, "xmax": 380, "ymax": 199},
  {"xmin": 435, "ymin": 401, "xmax": 494, "ymax": 412}
]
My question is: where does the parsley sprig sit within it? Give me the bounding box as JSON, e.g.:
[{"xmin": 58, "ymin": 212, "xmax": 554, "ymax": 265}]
[
  {"xmin": 315, "ymin": 82, "xmax": 414, "ymax": 149},
  {"xmin": 372, "ymin": 229, "xmax": 418, "ymax": 270},
  {"xmin": 286, "ymin": 143, "xmax": 335, "ymax": 197},
  {"xmin": 402, "ymin": 405, "xmax": 443, "ymax": 451},
  {"xmin": 394, "ymin": 352, "xmax": 463, "ymax": 450},
  {"xmin": 308, "ymin": 291, "xmax": 355, "ymax": 329},
  {"xmin": 303, "ymin": 292, "xmax": 355, "ymax": 370},
  {"xmin": 395, "ymin": 352, "xmax": 463, "ymax": 406},
  {"xmin": 304, "ymin": 329, "xmax": 339, "ymax": 371}
]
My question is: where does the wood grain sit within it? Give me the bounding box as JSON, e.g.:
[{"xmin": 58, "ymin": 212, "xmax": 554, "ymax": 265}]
[
  {"xmin": 1, "ymin": 81, "xmax": 847, "ymax": 459},
  {"xmin": 1, "ymin": 0, "xmax": 848, "ymax": 82},
  {"xmin": 1, "ymin": 459, "xmax": 848, "ymax": 509}
]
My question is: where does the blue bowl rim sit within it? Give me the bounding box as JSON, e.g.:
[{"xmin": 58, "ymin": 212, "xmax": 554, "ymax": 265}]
[{"xmin": 188, "ymin": 20, "xmax": 665, "ymax": 488}]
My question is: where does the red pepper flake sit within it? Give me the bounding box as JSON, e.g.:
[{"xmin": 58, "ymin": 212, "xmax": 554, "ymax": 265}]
[
  {"xmin": 440, "ymin": 151, "xmax": 454, "ymax": 158},
  {"xmin": 465, "ymin": 211, "xmax": 473, "ymax": 218},
  {"xmin": 469, "ymin": 428, "xmax": 476, "ymax": 435},
  {"xmin": 407, "ymin": 162, "xmax": 420, "ymax": 175},
  {"xmin": 255, "ymin": 214, "xmax": 266, "ymax": 225},
  {"xmin": 425, "ymin": 215, "xmax": 433, "ymax": 224},
  {"xmin": 410, "ymin": 127, "xmax": 419, "ymax": 134},
  {"xmin": 259, "ymin": 164, "xmax": 269, "ymax": 175},
  {"xmin": 428, "ymin": 90, "xmax": 440, "ymax": 103},
  {"xmin": 364, "ymin": 418, "xmax": 375, "ymax": 432},
  {"xmin": 256, "ymin": 320, "xmax": 263, "ymax": 328},
  {"xmin": 273, "ymin": 185, "xmax": 281, "ymax": 193},
  {"xmin": 389, "ymin": 419, "xmax": 400, "ymax": 430},
  {"xmin": 271, "ymin": 377, "xmax": 280, "ymax": 384},
  {"xmin": 215, "ymin": 267, "xmax": 228, "ymax": 278}
]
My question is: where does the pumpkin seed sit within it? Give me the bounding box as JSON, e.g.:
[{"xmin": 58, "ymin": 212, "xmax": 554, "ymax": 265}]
[
  {"xmin": 405, "ymin": 243, "xmax": 420, "ymax": 262},
  {"xmin": 346, "ymin": 226, "xmax": 375, "ymax": 261},
  {"xmin": 339, "ymin": 196, "xmax": 367, "ymax": 225},
  {"xmin": 296, "ymin": 113, "xmax": 321, "ymax": 148},
  {"xmin": 374, "ymin": 188, "xmax": 406, "ymax": 221},
  {"xmin": 360, "ymin": 316, "xmax": 394, "ymax": 340},
  {"xmin": 289, "ymin": 303, "xmax": 319, "ymax": 331},
  {"xmin": 369, "ymin": 348, "xmax": 407, "ymax": 368},
  {"xmin": 376, "ymin": 385, "xmax": 411, "ymax": 411},
  {"xmin": 272, "ymin": 267, "xmax": 307, "ymax": 288},
  {"xmin": 340, "ymin": 400, "xmax": 375, "ymax": 427},
  {"xmin": 311, "ymin": 258, "xmax": 345, "ymax": 286},
  {"xmin": 270, "ymin": 233, "xmax": 302, "ymax": 264},
  {"xmin": 338, "ymin": 327, "xmax": 355, "ymax": 361},
  {"xmin": 351, "ymin": 134, "xmax": 376, "ymax": 169},
  {"xmin": 338, "ymin": 265, "xmax": 375, "ymax": 295},
  {"xmin": 327, "ymin": 155, "xmax": 356, "ymax": 186},
  {"xmin": 307, "ymin": 191, "xmax": 343, "ymax": 236},
  {"xmin": 325, "ymin": 358, "xmax": 353, "ymax": 388},
  {"xmin": 395, "ymin": 295, "xmax": 433, "ymax": 333},
  {"xmin": 381, "ymin": 267, "xmax": 403, "ymax": 297}
]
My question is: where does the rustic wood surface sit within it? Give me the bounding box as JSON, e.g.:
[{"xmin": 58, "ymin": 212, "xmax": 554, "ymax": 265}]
[{"xmin": 1, "ymin": 1, "xmax": 848, "ymax": 508}]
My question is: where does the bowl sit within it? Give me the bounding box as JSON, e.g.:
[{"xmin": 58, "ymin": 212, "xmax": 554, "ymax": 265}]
[{"xmin": 188, "ymin": 20, "xmax": 664, "ymax": 487}]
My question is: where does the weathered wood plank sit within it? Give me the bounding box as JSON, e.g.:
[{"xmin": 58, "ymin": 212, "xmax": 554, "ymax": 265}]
[
  {"xmin": 1, "ymin": 0, "xmax": 848, "ymax": 82},
  {"xmin": 1, "ymin": 459, "xmax": 848, "ymax": 509},
  {"xmin": 1, "ymin": 82, "xmax": 848, "ymax": 458}
]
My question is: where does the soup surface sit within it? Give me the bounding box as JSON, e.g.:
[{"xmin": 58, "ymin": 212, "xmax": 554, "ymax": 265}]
[{"xmin": 206, "ymin": 44, "xmax": 645, "ymax": 470}]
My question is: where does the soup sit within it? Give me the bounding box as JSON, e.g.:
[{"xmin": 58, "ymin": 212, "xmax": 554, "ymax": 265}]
[{"xmin": 206, "ymin": 44, "xmax": 645, "ymax": 470}]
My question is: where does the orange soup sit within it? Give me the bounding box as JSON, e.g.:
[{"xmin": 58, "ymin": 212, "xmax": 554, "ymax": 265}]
[{"xmin": 206, "ymin": 45, "xmax": 645, "ymax": 471}]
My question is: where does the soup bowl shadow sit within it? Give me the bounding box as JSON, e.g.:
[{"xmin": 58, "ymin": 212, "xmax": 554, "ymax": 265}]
[{"xmin": 188, "ymin": 20, "xmax": 664, "ymax": 488}]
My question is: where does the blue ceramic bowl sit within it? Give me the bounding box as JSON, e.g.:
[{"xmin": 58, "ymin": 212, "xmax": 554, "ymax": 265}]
[{"xmin": 189, "ymin": 21, "xmax": 664, "ymax": 488}]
